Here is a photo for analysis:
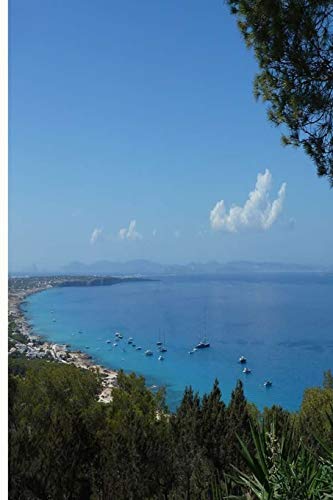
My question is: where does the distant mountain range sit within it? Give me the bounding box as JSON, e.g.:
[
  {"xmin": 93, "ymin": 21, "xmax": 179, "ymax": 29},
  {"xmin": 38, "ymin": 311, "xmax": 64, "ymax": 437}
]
[{"xmin": 57, "ymin": 259, "xmax": 331, "ymax": 276}]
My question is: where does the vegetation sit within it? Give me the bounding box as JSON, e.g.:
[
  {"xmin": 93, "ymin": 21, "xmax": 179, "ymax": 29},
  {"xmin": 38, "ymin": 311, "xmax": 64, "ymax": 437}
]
[
  {"xmin": 227, "ymin": 0, "xmax": 333, "ymax": 185},
  {"xmin": 8, "ymin": 352, "xmax": 333, "ymax": 499},
  {"xmin": 229, "ymin": 416, "xmax": 333, "ymax": 499}
]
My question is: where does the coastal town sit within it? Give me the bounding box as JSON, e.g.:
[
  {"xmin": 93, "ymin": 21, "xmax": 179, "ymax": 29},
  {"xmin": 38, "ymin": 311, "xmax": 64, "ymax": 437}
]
[{"xmin": 8, "ymin": 276, "xmax": 122, "ymax": 403}]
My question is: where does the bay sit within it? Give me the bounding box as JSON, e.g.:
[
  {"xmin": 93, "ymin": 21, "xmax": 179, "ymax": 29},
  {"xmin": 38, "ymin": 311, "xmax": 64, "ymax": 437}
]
[{"xmin": 24, "ymin": 273, "xmax": 333, "ymax": 412}]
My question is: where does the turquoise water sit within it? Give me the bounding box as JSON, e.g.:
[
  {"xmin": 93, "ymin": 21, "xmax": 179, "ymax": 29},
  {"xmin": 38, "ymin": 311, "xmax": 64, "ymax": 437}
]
[{"xmin": 24, "ymin": 273, "xmax": 333, "ymax": 412}]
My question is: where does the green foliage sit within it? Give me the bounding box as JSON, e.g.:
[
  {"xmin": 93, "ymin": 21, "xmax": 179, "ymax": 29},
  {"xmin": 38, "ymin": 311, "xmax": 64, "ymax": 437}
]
[
  {"xmin": 323, "ymin": 369, "xmax": 333, "ymax": 389},
  {"xmin": 227, "ymin": 0, "xmax": 333, "ymax": 185},
  {"xmin": 199, "ymin": 380, "xmax": 227, "ymax": 471},
  {"xmin": 93, "ymin": 371, "xmax": 174, "ymax": 499},
  {"xmin": 8, "ymin": 316, "xmax": 29, "ymax": 345},
  {"xmin": 170, "ymin": 386, "xmax": 213, "ymax": 498},
  {"xmin": 230, "ymin": 422, "xmax": 319, "ymax": 499},
  {"xmin": 297, "ymin": 384, "xmax": 333, "ymax": 450},
  {"xmin": 9, "ymin": 331, "xmax": 29, "ymax": 345},
  {"xmin": 262, "ymin": 405, "xmax": 293, "ymax": 440},
  {"xmin": 247, "ymin": 401, "xmax": 261, "ymax": 423},
  {"xmin": 8, "ymin": 356, "xmax": 333, "ymax": 499},
  {"xmin": 9, "ymin": 359, "xmax": 101, "ymax": 499},
  {"xmin": 228, "ymin": 412, "xmax": 333, "ymax": 499},
  {"xmin": 8, "ymin": 317, "xmax": 16, "ymax": 336},
  {"xmin": 225, "ymin": 380, "xmax": 253, "ymax": 473}
]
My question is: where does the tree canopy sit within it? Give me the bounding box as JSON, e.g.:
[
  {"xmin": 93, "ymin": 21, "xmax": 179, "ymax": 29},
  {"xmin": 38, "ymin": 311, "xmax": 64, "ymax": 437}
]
[
  {"xmin": 227, "ymin": 0, "xmax": 333, "ymax": 185},
  {"xmin": 8, "ymin": 355, "xmax": 333, "ymax": 499}
]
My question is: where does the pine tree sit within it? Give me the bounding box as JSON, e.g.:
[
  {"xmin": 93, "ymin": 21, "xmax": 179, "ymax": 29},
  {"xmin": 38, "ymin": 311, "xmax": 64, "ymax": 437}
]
[
  {"xmin": 200, "ymin": 379, "xmax": 227, "ymax": 473},
  {"xmin": 227, "ymin": 0, "xmax": 333, "ymax": 185},
  {"xmin": 170, "ymin": 386, "xmax": 207, "ymax": 498},
  {"xmin": 225, "ymin": 380, "xmax": 252, "ymax": 472}
]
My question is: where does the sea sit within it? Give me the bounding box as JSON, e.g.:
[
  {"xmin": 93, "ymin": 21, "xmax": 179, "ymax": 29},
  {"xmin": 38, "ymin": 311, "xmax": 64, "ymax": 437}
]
[{"xmin": 23, "ymin": 273, "xmax": 333, "ymax": 412}]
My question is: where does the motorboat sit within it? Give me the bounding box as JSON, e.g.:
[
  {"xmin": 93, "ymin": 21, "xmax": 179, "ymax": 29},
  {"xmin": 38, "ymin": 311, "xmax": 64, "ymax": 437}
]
[
  {"xmin": 158, "ymin": 355, "xmax": 164, "ymax": 361},
  {"xmin": 145, "ymin": 350, "xmax": 153, "ymax": 356},
  {"xmin": 264, "ymin": 380, "xmax": 272, "ymax": 388},
  {"xmin": 136, "ymin": 346, "xmax": 142, "ymax": 351},
  {"xmin": 106, "ymin": 340, "xmax": 111, "ymax": 344},
  {"xmin": 239, "ymin": 356, "xmax": 247, "ymax": 364},
  {"xmin": 243, "ymin": 367, "xmax": 251, "ymax": 374}
]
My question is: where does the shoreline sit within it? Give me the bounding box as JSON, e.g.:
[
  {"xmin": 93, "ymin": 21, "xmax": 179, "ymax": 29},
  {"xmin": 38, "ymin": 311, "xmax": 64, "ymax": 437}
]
[{"xmin": 8, "ymin": 278, "xmax": 120, "ymax": 403}]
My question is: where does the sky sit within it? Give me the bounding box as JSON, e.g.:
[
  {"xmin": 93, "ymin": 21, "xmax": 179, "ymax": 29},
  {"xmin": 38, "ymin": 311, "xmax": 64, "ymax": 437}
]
[{"xmin": 9, "ymin": 0, "xmax": 333, "ymax": 271}]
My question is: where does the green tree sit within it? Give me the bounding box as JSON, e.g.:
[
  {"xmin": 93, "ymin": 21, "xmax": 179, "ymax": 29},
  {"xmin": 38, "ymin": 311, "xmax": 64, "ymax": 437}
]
[
  {"xmin": 225, "ymin": 380, "xmax": 252, "ymax": 473},
  {"xmin": 92, "ymin": 371, "xmax": 174, "ymax": 500},
  {"xmin": 297, "ymin": 383, "xmax": 333, "ymax": 449},
  {"xmin": 9, "ymin": 360, "xmax": 101, "ymax": 499},
  {"xmin": 199, "ymin": 379, "xmax": 228, "ymax": 472},
  {"xmin": 262, "ymin": 405, "xmax": 293, "ymax": 440},
  {"xmin": 227, "ymin": 0, "xmax": 333, "ymax": 185},
  {"xmin": 170, "ymin": 386, "xmax": 208, "ymax": 498},
  {"xmin": 323, "ymin": 369, "xmax": 333, "ymax": 389}
]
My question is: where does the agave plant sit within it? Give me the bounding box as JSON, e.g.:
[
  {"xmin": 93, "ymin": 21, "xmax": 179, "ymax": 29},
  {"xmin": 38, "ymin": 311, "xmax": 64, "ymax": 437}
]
[
  {"xmin": 212, "ymin": 406, "xmax": 333, "ymax": 499},
  {"xmin": 312, "ymin": 407, "xmax": 333, "ymax": 499},
  {"xmin": 228, "ymin": 421, "xmax": 327, "ymax": 499}
]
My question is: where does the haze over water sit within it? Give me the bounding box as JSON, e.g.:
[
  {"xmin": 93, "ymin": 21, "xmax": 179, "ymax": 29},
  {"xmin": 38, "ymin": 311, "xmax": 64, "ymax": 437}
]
[{"xmin": 25, "ymin": 273, "xmax": 333, "ymax": 411}]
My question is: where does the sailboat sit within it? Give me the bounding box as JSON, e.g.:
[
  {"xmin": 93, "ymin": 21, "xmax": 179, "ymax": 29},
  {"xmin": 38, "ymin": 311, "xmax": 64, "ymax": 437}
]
[
  {"xmin": 195, "ymin": 337, "xmax": 210, "ymax": 349},
  {"xmin": 195, "ymin": 308, "xmax": 210, "ymax": 349},
  {"xmin": 158, "ymin": 332, "xmax": 167, "ymax": 352},
  {"xmin": 156, "ymin": 330, "xmax": 162, "ymax": 346}
]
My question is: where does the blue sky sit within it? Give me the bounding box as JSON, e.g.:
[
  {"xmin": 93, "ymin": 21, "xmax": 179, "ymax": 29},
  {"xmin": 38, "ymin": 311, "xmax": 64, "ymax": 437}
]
[{"xmin": 9, "ymin": 0, "xmax": 332, "ymax": 270}]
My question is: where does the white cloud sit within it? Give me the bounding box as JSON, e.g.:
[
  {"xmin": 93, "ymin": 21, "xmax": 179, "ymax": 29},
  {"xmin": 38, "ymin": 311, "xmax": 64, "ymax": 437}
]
[
  {"xmin": 210, "ymin": 169, "xmax": 286, "ymax": 232},
  {"xmin": 90, "ymin": 227, "xmax": 103, "ymax": 244},
  {"xmin": 118, "ymin": 220, "xmax": 143, "ymax": 240}
]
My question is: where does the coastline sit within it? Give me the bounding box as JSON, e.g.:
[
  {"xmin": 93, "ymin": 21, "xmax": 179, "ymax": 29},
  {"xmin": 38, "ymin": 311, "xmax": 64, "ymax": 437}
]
[{"xmin": 8, "ymin": 278, "xmax": 123, "ymax": 403}]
